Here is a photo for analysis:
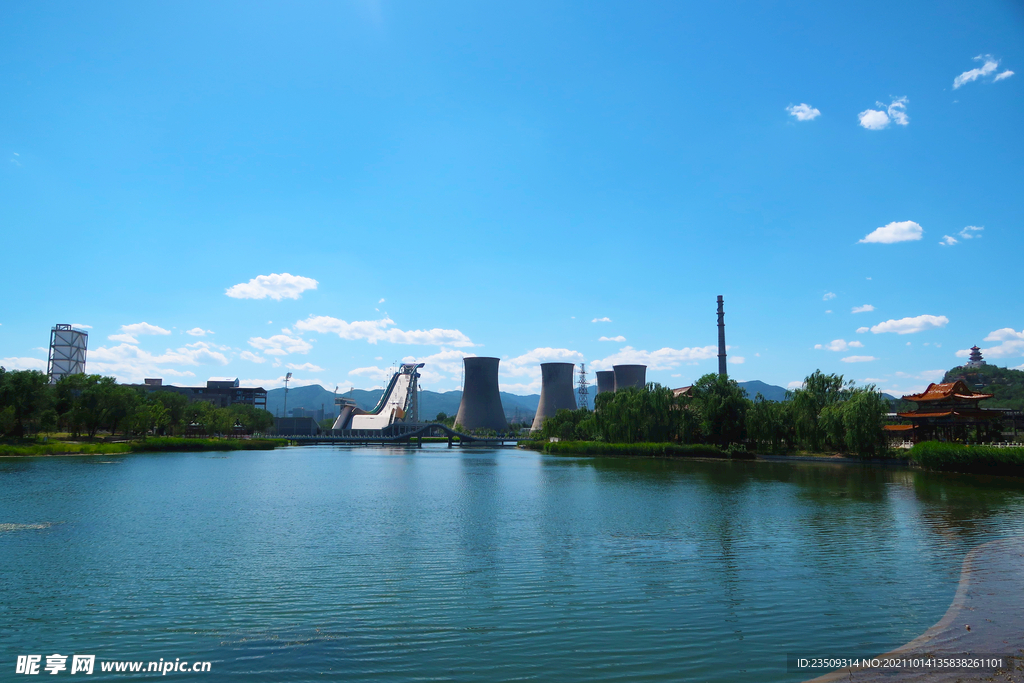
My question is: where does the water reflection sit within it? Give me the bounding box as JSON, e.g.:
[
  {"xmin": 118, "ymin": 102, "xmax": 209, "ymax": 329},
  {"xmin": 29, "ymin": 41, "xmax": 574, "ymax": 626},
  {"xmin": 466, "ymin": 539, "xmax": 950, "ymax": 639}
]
[{"xmin": 2, "ymin": 447, "xmax": 1024, "ymax": 683}]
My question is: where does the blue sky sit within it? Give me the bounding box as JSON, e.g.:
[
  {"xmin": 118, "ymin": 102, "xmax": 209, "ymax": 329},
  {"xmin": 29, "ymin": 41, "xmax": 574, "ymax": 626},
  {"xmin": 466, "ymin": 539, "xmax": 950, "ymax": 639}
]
[{"xmin": 2, "ymin": 1, "xmax": 1022, "ymax": 397}]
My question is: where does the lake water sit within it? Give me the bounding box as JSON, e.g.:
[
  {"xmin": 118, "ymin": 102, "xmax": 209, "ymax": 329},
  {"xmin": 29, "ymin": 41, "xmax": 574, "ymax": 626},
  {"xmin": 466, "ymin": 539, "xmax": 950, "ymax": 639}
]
[{"xmin": 2, "ymin": 446, "xmax": 1023, "ymax": 681}]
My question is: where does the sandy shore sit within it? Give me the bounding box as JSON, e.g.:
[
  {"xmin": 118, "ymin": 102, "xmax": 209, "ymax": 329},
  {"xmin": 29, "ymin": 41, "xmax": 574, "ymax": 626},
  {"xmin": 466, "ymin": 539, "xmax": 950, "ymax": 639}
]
[{"xmin": 804, "ymin": 537, "xmax": 1024, "ymax": 682}]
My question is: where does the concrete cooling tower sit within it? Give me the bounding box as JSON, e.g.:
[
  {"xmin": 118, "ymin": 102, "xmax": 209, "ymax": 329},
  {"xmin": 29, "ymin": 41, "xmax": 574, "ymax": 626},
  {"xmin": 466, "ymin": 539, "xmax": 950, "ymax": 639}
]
[
  {"xmin": 455, "ymin": 357, "xmax": 508, "ymax": 432},
  {"xmin": 531, "ymin": 362, "xmax": 578, "ymax": 432},
  {"xmin": 595, "ymin": 371, "xmax": 615, "ymax": 395},
  {"xmin": 613, "ymin": 364, "xmax": 647, "ymax": 392}
]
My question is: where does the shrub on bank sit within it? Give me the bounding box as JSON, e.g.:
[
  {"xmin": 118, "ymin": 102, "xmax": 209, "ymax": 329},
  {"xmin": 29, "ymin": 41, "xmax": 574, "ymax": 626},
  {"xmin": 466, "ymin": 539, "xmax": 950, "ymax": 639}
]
[
  {"xmin": 0, "ymin": 437, "xmax": 288, "ymax": 456},
  {"xmin": 0, "ymin": 442, "xmax": 133, "ymax": 456},
  {"xmin": 131, "ymin": 437, "xmax": 287, "ymax": 452},
  {"xmin": 910, "ymin": 441, "xmax": 1024, "ymax": 476}
]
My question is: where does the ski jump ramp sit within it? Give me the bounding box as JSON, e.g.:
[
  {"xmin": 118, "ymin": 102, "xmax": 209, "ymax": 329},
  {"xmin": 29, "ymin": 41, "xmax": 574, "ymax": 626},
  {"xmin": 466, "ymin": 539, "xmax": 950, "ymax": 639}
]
[{"xmin": 333, "ymin": 363, "xmax": 423, "ymax": 431}]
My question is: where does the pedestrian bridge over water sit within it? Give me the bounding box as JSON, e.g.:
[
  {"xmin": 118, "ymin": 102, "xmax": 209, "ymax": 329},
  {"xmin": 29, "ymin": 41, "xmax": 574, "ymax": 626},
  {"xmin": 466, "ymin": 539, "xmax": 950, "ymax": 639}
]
[{"xmin": 289, "ymin": 421, "xmax": 521, "ymax": 448}]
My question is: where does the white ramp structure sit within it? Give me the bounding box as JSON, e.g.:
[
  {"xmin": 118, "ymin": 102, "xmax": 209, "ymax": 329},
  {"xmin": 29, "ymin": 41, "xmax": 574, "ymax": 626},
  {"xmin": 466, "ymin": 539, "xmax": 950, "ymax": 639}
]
[
  {"xmin": 47, "ymin": 324, "xmax": 88, "ymax": 384},
  {"xmin": 346, "ymin": 363, "xmax": 423, "ymax": 430}
]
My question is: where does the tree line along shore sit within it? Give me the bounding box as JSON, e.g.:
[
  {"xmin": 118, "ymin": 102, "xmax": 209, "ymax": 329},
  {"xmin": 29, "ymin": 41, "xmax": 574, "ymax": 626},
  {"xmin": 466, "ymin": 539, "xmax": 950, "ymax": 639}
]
[
  {"xmin": 0, "ymin": 368, "xmax": 283, "ymax": 455},
  {"xmin": 3, "ymin": 365, "xmax": 1022, "ymax": 476},
  {"xmin": 523, "ymin": 371, "xmax": 1024, "ymax": 477}
]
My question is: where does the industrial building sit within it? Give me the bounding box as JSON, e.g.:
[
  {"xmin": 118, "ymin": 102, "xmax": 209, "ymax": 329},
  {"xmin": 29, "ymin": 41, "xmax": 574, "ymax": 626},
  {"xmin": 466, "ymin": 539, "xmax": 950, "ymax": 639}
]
[
  {"xmin": 612, "ymin": 365, "xmax": 646, "ymax": 392},
  {"xmin": 717, "ymin": 294, "xmax": 728, "ymax": 377},
  {"xmin": 274, "ymin": 416, "xmax": 321, "ymax": 436},
  {"xmin": 531, "ymin": 362, "xmax": 578, "ymax": 432},
  {"xmin": 595, "ymin": 371, "xmax": 615, "ymax": 395},
  {"xmin": 47, "ymin": 324, "xmax": 88, "ymax": 384},
  {"xmin": 139, "ymin": 378, "xmax": 268, "ymax": 410},
  {"xmin": 455, "ymin": 357, "xmax": 508, "ymax": 432}
]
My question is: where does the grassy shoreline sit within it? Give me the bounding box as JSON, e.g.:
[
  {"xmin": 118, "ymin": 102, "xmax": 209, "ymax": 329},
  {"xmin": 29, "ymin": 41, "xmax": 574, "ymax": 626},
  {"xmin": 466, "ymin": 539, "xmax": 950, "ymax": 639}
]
[
  {"xmin": 522, "ymin": 440, "xmax": 905, "ymax": 462},
  {"xmin": 522, "ymin": 439, "xmax": 1024, "ymax": 476},
  {"xmin": 0, "ymin": 437, "xmax": 289, "ymax": 457},
  {"xmin": 908, "ymin": 441, "xmax": 1024, "ymax": 477}
]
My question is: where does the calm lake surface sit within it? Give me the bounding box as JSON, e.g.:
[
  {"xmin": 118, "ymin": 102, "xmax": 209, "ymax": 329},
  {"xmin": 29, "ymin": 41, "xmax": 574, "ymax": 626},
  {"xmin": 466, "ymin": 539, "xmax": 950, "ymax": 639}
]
[{"xmin": 2, "ymin": 446, "xmax": 1024, "ymax": 681}]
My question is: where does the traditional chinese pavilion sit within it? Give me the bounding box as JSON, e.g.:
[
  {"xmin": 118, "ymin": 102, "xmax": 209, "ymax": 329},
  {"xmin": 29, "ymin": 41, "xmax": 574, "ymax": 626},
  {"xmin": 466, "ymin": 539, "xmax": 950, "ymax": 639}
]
[{"xmin": 885, "ymin": 380, "xmax": 998, "ymax": 443}]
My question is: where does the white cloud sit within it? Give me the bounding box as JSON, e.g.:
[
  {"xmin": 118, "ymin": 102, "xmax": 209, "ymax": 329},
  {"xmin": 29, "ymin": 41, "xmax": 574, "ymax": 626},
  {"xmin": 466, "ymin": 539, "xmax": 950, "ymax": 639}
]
[
  {"xmin": 294, "ymin": 315, "xmax": 473, "ymax": 347},
  {"xmin": 994, "ymin": 70, "xmax": 1014, "ymax": 82},
  {"xmin": 348, "ymin": 366, "xmax": 392, "ymax": 383},
  {"xmin": 869, "ymin": 314, "xmax": 949, "ymax": 335},
  {"xmin": 825, "ymin": 310, "xmax": 833, "ymax": 314},
  {"xmin": 186, "ymin": 327, "xmax": 213, "ymax": 336},
  {"xmin": 108, "ymin": 333, "xmax": 139, "ymax": 344},
  {"xmin": 841, "ymin": 355, "xmax": 877, "ymax": 363},
  {"xmin": 732, "ymin": 356, "xmax": 745, "ymax": 364},
  {"xmin": 918, "ymin": 369, "xmax": 947, "ymax": 382},
  {"xmin": 225, "ymin": 273, "xmax": 318, "ymax": 301},
  {"xmin": 857, "ymin": 97, "xmax": 909, "ymax": 130},
  {"xmin": 786, "ymin": 103, "xmax": 821, "ymax": 121},
  {"xmin": 859, "ymin": 220, "xmax": 923, "ymax": 244},
  {"xmin": 378, "ymin": 298, "xmax": 386, "ymax": 304},
  {"xmin": 590, "ymin": 345, "xmax": 719, "ymax": 372},
  {"xmin": 984, "ymin": 328, "xmax": 1024, "ymax": 342},
  {"xmin": 494, "ymin": 347, "xmax": 586, "ymax": 392},
  {"xmin": 592, "ymin": 317, "xmax": 612, "ymax": 323},
  {"xmin": 953, "ymin": 55, "xmax": 1000, "ymax": 89},
  {"xmin": 787, "ymin": 381, "xmax": 804, "ymax": 390},
  {"xmin": 851, "ymin": 304, "xmax": 875, "ymax": 314},
  {"xmin": 959, "ymin": 225, "xmax": 983, "ymax": 239},
  {"xmin": 239, "ymin": 351, "xmax": 266, "ymax": 364},
  {"xmin": 1, "ymin": 357, "xmax": 47, "ymax": 371},
  {"xmin": 70, "ymin": 323, "xmax": 92, "ymax": 330},
  {"xmin": 887, "ymin": 97, "xmax": 909, "ymax": 125},
  {"xmin": 814, "ymin": 339, "xmax": 864, "ymax": 352},
  {"xmin": 599, "ymin": 336, "xmax": 626, "ymax": 342},
  {"xmin": 957, "ymin": 328, "xmax": 1024, "ymax": 359},
  {"xmin": 239, "ymin": 375, "xmax": 323, "ymax": 390},
  {"xmin": 858, "ymin": 109, "xmax": 890, "ymax": 130},
  {"xmin": 507, "ymin": 348, "xmax": 584, "ymax": 371},
  {"xmin": 942, "ymin": 226, "xmax": 984, "ymax": 247},
  {"xmin": 823, "ymin": 292, "xmax": 836, "ymax": 301},
  {"xmin": 120, "ymin": 322, "xmax": 171, "ymax": 336},
  {"xmin": 247, "ymin": 334, "xmax": 314, "ymax": 355},
  {"xmin": 856, "ymin": 327, "xmax": 870, "ymax": 334},
  {"xmin": 401, "ymin": 348, "xmax": 472, "ymax": 386},
  {"xmin": 286, "ymin": 362, "xmax": 324, "ymax": 372},
  {"xmin": 86, "ymin": 341, "xmax": 231, "ymax": 383}
]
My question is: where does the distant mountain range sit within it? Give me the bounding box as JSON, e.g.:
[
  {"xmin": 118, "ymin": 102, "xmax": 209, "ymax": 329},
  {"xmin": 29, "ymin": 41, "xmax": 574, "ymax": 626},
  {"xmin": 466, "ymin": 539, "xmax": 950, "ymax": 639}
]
[
  {"xmin": 264, "ymin": 379, "xmax": 828, "ymax": 421},
  {"xmin": 265, "ymin": 384, "xmax": 544, "ymax": 422}
]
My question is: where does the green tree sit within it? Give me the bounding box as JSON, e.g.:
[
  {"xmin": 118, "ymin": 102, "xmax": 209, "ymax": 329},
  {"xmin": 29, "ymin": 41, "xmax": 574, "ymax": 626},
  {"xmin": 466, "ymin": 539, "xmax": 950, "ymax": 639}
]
[
  {"xmin": 588, "ymin": 383, "xmax": 684, "ymax": 443},
  {"xmin": 689, "ymin": 373, "xmax": 750, "ymax": 447},
  {"xmin": 746, "ymin": 394, "xmax": 794, "ymax": 453},
  {"xmin": 790, "ymin": 370, "xmax": 852, "ymax": 451},
  {"xmin": 151, "ymin": 391, "xmax": 189, "ymax": 435},
  {"xmin": 227, "ymin": 403, "xmax": 275, "ymax": 433},
  {"xmin": 0, "ymin": 368, "xmax": 52, "ymax": 437},
  {"xmin": 101, "ymin": 384, "xmax": 143, "ymax": 436},
  {"xmin": 541, "ymin": 407, "xmax": 600, "ymax": 441},
  {"xmin": 840, "ymin": 388, "xmax": 888, "ymax": 456}
]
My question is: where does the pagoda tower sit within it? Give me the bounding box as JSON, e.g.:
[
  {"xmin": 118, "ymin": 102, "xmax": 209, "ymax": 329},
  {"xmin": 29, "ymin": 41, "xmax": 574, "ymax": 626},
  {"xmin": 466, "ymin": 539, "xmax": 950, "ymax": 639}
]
[{"xmin": 966, "ymin": 346, "xmax": 986, "ymax": 368}]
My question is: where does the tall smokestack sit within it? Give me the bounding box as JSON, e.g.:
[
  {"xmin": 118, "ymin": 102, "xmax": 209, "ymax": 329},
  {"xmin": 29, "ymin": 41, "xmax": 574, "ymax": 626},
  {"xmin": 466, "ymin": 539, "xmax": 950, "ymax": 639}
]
[
  {"xmin": 595, "ymin": 371, "xmax": 615, "ymax": 395},
  {"xmin": 531, "ymin": 362, "xmax": 578, "ymax": 432},
  {"xmin": 455, "ymin": 357, "xmax": 508, "ymax": 432},
  {"xmin": 717, "ymin": 295, "xmax": 727, "ymax": 377}
]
